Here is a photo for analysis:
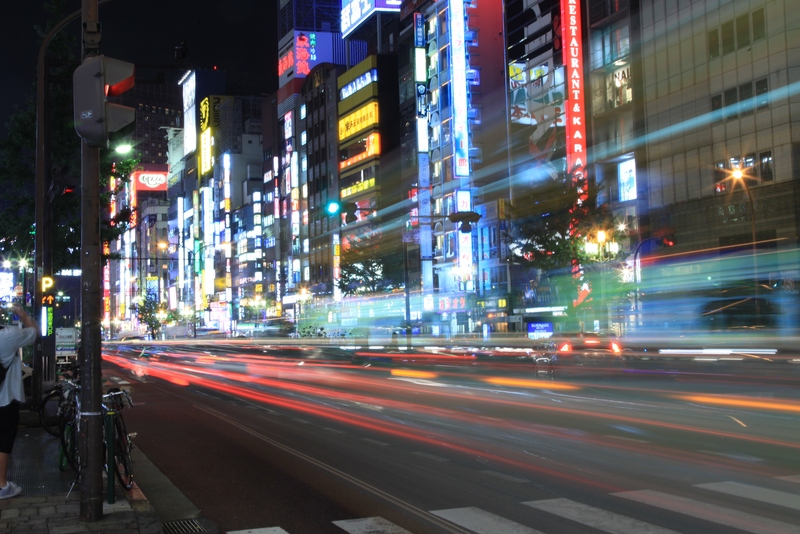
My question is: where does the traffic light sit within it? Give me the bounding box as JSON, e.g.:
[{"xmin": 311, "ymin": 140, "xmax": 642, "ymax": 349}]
[
  {"xmin": 447, "ymin": 211, "xmax": 482, "ymax": 233},
  {"xmin": 658, "ymin": 235, "xmax": 675, "ymax": 247},
  {"xmin": 326, "ymin": 201, "xmax": 358, "ymax": 224},
  {"xmin": 73, "ymin": 55, "xmax": 136, "ymax": 148}
]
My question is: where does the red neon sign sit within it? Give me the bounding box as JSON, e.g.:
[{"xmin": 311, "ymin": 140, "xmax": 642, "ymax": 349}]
[
  {"xmin": 278, "ymin": 50, "xmax": 294, "ymax": 77},
  {"xmin": 561, "ymin": 0, "xmax": 587, "ymax": 202}
]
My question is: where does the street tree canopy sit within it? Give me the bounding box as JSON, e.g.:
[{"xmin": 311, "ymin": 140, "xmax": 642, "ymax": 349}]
[
  {"xmin": 0, "ymin": 1, "xmax": 134, "ymax": 273},
  {"xmin": 338, "ymin": 230, "xmax": 404, "ymax": 296},
  {"xmin": 508, "ymin": 173, "xmax": 630, "ymax": 318}
]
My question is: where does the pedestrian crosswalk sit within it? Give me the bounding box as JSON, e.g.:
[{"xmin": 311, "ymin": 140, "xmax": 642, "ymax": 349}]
[{"xmin": 231, "ymin": 475, "xmax": 800, "ymax": 534}]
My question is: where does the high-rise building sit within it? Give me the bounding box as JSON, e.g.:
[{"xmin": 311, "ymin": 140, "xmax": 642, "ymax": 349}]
[
  {"xmin": 505, "ymin": 0, "xmax": 800, "ymax": 336},
  {"xmin": 266, "ymin": 0, "xmax": 368, "ymax": 327}
]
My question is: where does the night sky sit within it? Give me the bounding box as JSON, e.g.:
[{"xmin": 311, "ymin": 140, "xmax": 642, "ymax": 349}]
[{"xmin": 1, "ymin": 0, "xmax": 277, "ymax": 139}]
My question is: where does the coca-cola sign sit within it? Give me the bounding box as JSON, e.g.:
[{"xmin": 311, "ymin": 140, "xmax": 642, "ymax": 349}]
[{"xmin": 133, "ymin": 171, "xmax": 168, "ymax": 191}]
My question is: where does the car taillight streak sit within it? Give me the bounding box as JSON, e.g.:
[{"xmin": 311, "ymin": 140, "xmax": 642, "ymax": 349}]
[{"xmin": 610, "ymin": 342, "xmax": 622, "ymax": 353}]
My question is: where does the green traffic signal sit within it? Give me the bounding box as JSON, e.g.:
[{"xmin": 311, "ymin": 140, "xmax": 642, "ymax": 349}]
[
  {"xmin": 325, "ymin": 200, "xmax": 358, "ymax": 224},
  {"xmin": 326, "ymin": 201, "xmax": 342, "ymax": 215}
]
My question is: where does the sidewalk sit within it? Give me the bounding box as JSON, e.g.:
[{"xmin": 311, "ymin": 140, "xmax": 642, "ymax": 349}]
[{"xmin": 0, "ymin": 408, "xmax": 162, "ymax": 533}]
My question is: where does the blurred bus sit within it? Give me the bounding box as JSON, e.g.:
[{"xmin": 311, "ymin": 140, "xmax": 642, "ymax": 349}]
[{"xmin": 626, "ymin": 245, "xmax": 800, "ymax": 356}]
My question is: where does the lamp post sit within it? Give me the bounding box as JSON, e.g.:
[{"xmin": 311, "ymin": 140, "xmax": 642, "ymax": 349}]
[
  {"xmin": 731, "ymin": 168, "xmax": 759, "ymax": 322},
  {"xmin": 583, "ymin": 231, "xmax": 620, "ymax": 332}
]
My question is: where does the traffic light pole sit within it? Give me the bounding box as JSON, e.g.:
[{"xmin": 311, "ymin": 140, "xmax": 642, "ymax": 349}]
[{"xmin": 79, "ymin": 0, "xmax": 104, "ymax": 521}]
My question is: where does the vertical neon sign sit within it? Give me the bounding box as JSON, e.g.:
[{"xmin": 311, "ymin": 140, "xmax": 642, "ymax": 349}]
[
  {"xmin": 561, "ymin": 0, "xmax": 587, "ymax": 203},
  {"xmin": 449, "ymin": 0, "xmax": 470, "ymax": 178}
]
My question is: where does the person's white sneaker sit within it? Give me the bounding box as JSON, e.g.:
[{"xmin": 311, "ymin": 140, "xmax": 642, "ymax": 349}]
[{"xmin": 0, "ymin": 481, "xmax": 22, "ymax": 499}]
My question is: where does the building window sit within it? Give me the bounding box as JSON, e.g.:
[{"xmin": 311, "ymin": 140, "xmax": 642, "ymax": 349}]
[
  {"xmin": 736, "ymin": 14, "xmax": 750, "ymax": 50},
  {"xmin": 739, "ymin": 82, "xmax": 753, "ymax": 114},
  {"xmin": 752, "ymin": 8, "xmax": 766, "ymax": 41},
  {"xmin": 755, "ymin": 78, "xmax": 769, "ymax": 109},
  {"xmin": 724, "ymin": 88, "xmax": 738, "ymax": 120},
  {"xmin": 714, "ymin": 161, "xmax": 727, "ymax": 193},
  {"xmin": 760, "ymin": 151, "xmax": 773, "ymax": 182},
  {"xmin": 708, "ymin": 29, "xmax": 720, "ymax": 58},
  {"xmin": 721, "ymin": 21, "xmax": 735, "ymax": 55},
  {"xmin": 711, "ymin": 94, "xmax": 722, "ymax": 112}
]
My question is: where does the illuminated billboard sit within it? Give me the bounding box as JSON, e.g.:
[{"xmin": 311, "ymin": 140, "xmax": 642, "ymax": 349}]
[
  {"xmin": 338, "ymin": 102, "xmax": 379, "ymax": 141},
  {"xmin": 132, "ymin": 170, "xmax": 168, "ymax": 193},
  {"xmin": 561, "ymin": 0, "xmax": 587, "ymax": 198},
  {"xmin": 618, "ymin": 158, "xmax": 637, "ymax": 202},
  {"xmin": 181, "ymin": 72, "xmax": 196, "ymax": 157},
  {"xmin": 449, "ymin": 0, "xmax": 470, "ymax": 178},
  {"xmin": 341, "ymin": 0, "xmax": 402, "ymax": 38},
  {"xmin": 277, "ymin": 32, "xmax": 336, "ymax": 86}
]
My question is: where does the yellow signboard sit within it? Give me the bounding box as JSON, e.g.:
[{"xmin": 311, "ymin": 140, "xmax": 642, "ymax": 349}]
[
  {"xmin": 200, "ymin": 128, "xmax": 213, "ymax": 175},
  {"xmin": 338, "ymin": 102, "xmax": 379, "ymax": 141}
]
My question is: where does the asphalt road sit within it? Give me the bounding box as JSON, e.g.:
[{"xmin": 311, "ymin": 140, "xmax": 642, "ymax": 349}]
[{"xmin": 102, "ymin": 341, "xmax": 800, "ymax": 533}]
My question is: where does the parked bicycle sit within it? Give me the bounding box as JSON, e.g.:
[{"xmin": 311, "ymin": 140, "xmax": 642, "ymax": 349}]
[
  {"xmin": 38, "ymin": 363, "xmax": 81, "ymax": 437},
  {"xmin": 59, "ymin": 386, "xmax": 135, "ymax": 490}
]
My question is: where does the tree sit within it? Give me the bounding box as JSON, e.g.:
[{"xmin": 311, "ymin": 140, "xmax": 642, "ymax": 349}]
[
  {"xmin": 136, "ymin": 291, "xmax": 164, "ymax": 339},
  {"xmin": 0, "ymin": 1, "xmax": 134, "ymax": 272},
  {"xmin": 508, "ymin": 172, "xmax": 630, "ymax": 324},
  {"xmin": 338, "ymin": 230, "xmax": 404, "ymax": 296}
]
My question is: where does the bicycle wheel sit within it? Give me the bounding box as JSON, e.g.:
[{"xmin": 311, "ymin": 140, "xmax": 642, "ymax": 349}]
[
  {"xmin": 60, "ymin": 418, "xmax": 80, "ymax": 475},
  {"xmin": 109, "ymin": 415, "xmax": 134, "ymax": 489},
  {"xmin": 39, "ymin": 389, "xmax": 62, "ymax": 437}
]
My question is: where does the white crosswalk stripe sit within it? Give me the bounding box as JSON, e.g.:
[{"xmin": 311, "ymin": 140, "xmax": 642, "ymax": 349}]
[
  {"xmin": 614, "ymin": 489, "xmax": 800, "ymax": 534},
  {"xmin": 227, "ymin": 528, "xmax": 290, "ymax": 534},
  {"xmin": 431, "ymin": 507, "xmax": 544, "ymax": 533},
  {"xmin": 696, "ymin": 481, "xmax": 800, "ymax": 510},
  {"xmin": 236, "ymin": 475, "xmax": 800, "ymax": 534},
  {"xmin": 332, "ymin": 517, "xmax": 413, "ymax": 533},
  {"xmin": 523, "ymin": 497, "xmax": 679, "ymax": 534}
]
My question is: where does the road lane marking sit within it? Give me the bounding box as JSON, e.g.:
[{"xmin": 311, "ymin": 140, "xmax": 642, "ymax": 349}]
[
  {"xmin": 614, "ymin": 489, "xmax": 800, "ymax": 534},
  {"xmin": 728, "ymin": 416, "xmax": 747, "ymax": 427},
  {"xmin": 228, "ymin": 528, "xmax": 289, "ymax": 534},
  {"xmin": 333, "ymin": 517, "xmax": 413, "ymax": 533},
  {"xmin": 411, "ymin": 451, "xmax": 449, "ymax": 462},
  {"xmin": 480, "ymin": 470, "xmax": 530, "ymax": 483},
  {"xmin": 193, "ymin": 404, "xmax": 469, "ymax": 534},
  {"xmin": 695, "ymin": 481, "xmax": 800, "ymax": 510},
  {"xmin": 604, "ymin": 435, "xmax": 650, "ymax": 443},
  {"xmin": 362, "ymin": 437, "xmax": 390, "ymax": 446},
  {"xmin": 431, "ymin": 507, "xmax": 544, "ymax": 533},
  {"xmin": 523, "ymin": 498, "xmax": 679, "ymax": 533}
]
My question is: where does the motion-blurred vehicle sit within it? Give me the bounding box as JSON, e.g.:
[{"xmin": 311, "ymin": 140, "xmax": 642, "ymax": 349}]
[{"xmin": 534, "ymin": 332, "xmax": 624, "ymax": 373}]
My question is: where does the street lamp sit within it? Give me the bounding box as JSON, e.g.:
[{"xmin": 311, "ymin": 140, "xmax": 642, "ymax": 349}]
[
  {"xmin": 583, "ymin": 231, "xmax": 620, "ymax": 332},
  {"xmin": 731, "ymin": 167, "xmax": 759, "ymax": 322}
]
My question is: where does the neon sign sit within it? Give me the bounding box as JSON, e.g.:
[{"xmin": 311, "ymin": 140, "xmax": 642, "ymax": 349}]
[
  {"xmin": 561, "ymin": 0, "xmax": 587, "ymax": 201},
  {"xmin": 338, "ymin": 102, "xmax": 379, "ymax": 141},
  {"xmin": 449, "ymin": 0, "xmax": 470, "ymax": 178},
  {"xmin": 340, "ymin": 133, "xmax": 381, "ymax": 170},
  {"xmin": 341, "ymin": 0, "xmax": 402, "ymax": 38},
  {"xmin": 277, "ymin": 32, "xmax": 331, "ymax": 81}
]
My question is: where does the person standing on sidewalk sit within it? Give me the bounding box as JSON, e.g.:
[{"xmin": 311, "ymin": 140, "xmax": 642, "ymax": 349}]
[{"xmin": 0, "ymin": 303, "xmax": 39, "ymax": 500}]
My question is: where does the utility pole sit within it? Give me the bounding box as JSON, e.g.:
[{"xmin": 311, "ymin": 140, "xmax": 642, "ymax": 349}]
[
  {"xmin": 73, "ymin": 0, "xmax": 135, "ymax": 520},
  {"xmin": 78, "ymin": 0, "xmax": 104, "ymax": 521}
]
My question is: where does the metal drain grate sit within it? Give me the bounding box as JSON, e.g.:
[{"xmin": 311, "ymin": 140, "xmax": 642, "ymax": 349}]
[{"xmin": 162, "ymin": 519, "xmax": 207, "ymax": 534}]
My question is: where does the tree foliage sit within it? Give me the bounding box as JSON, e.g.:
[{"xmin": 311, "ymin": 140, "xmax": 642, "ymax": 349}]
[
  {"xmin": 338, "ymin": 230, "xmax": 404, "ymax": 296},
  {"xmin": 0, "ymin": 0, "xmax": 134, "ymax": 272},
  {"xmin": 136, "ymin": 290, "xmax": 165, "ymax": 339},
  {"xmin": 508, "ymin": 173, "xmax": 631, "ymax": 320}
]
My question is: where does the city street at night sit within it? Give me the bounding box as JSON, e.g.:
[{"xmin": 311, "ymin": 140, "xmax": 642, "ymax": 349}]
[{"xmin": 103, "ymin": 340, "xmax": 800, "ymax": 533}]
